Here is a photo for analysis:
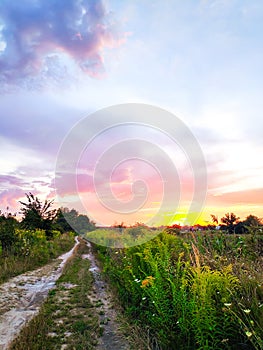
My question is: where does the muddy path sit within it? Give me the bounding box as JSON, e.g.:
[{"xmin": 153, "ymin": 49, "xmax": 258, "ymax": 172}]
[{"xmin": 0, "ymin": 238, "xmax": 79, "ymax": 350}]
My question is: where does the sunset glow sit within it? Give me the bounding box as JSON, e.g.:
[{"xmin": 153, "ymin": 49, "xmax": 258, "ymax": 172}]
[{"xmin": 0, "ymin": 1, "xmax": 262, "ymax": 227}]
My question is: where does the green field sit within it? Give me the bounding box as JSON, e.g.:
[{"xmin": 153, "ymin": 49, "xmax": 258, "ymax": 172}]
[{"xmin": 91, "ymin": 229, "xmax": 263, "ymax": 349}]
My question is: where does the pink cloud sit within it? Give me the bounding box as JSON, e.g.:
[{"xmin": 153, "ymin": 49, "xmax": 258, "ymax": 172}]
[
  {"xmin": 0, "ymin": 0, "xmax": 128, "ymax": 88},
  {"xmin": 0, "ymin": 188, "xmax": 25, "ymax": 213},
  {"xmin": 207, "ymin": 187, "xmax": 263, "ymax": 206}
]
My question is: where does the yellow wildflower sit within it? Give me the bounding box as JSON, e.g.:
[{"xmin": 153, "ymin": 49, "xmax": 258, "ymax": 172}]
[{"xmin": 141, "ymin": 276, "xmax": 155, "ymax": 288}]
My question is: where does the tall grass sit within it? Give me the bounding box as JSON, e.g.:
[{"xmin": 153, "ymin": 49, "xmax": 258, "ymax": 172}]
[
  {"xmin": 0, "ymin": 231, "xmax": 75, "ymax": 284},
  {"xmin": 85, "ymin": 227, "xmax": 160, "ymax": 247},
  {"xmin": 93, "ymin": 231, "xmax": 263, "ymax": 349}
]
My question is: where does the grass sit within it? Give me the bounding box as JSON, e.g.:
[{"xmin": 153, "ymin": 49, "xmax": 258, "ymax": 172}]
[
  {"xmin": 93, "ymin": 230, "xmax": 263, "ymax": 350},
  {"xmin": 9, "ymin": 238, "xmax": 100, "ymax": 350},
  {"xmin": 85, "ymin": 227, "xmax": 160, "ymax": 248},
  {"xmin": 0, "ymin": 232, "xmax": 75, "ymax": 284},
  {"xmin": 7, "ymin": 230, "xmax": 263, "ymax": 349}
]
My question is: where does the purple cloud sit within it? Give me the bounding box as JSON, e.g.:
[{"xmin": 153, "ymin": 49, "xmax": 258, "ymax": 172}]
[
  {"xmin": 0, "ymin": 0, "xmax": 126, "ymax": 89},
  {"xmin": 0, "ymin": 174, "xmax": 26, "ymax": 187}
]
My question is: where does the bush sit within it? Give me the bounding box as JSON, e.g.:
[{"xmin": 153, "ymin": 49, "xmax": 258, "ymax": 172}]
[
  {"xmin": 0, "ymin": 231, "xmax": 75, "ymax": 283},
  {"xmin": 0, "ymin": 216, "xmax": 17, "ymax": 255}
]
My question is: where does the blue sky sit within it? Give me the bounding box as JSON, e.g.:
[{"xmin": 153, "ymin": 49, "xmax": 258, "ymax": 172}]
[{"xmin": 0, "ymin": 0, "xmax": 262, "ymax": 226}]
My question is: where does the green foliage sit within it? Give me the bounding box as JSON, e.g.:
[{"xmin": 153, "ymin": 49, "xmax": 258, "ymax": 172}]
[
  {"xmin": 0, "ymin": 231, "xmax": 75, "ymax": 283},
  {"xmin": 125, "ymin": 222, "xmax": 149, "ymax": 239},
  {"xmin": 85, "ymin": 228, "xmax": 159, "ymax": 248},
  {"xmin": 19, "ymin": 194, "xmax": 96, "ymax": 238},
  {"xmin": 19, "ymin": 193, "xmax": 57, "ymax": 238},
  {"xmin": 0, "ymin": 211, "xmax": 18, "ymax": 255},
  {"xmin": 186, "ymin": 263, "xmax": 240, "ymax": 349},
  {"xmin": 94, "ymin": 231, "xmax": 263, "ymax": 349},
  {"xmin": 54, "ymin": 207, "xmax": 96, "ymax": 234}
]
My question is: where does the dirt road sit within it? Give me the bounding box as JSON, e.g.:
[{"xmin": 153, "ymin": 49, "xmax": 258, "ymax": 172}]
[
  {"xmin": 0, "ymin": 238, "xmax": 131, "ymax": 350},
  {"xmin": 0, "ymin": 238, "xmax": 79, "ymax": 350}
]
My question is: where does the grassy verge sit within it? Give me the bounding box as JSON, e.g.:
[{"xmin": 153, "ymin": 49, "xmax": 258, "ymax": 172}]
[
  {"xmin": 90, "ymin": 243, "xmax": 162, "ymax": 350},
  {"xmin": 0, "ymin": 232, "xmax": 75, "ymax": 284},
  {"xmin": 94, "ymin": 231, "xmax": 263, "ymax": 350},
  {"xmin": 10, "ymin": 238, "xmax": 100, "ymax": 350}
]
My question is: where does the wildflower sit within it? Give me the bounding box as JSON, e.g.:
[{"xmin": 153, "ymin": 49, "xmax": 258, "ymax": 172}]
[
  {"xmin": 141, "ymin": 279, "xmax": 150, "ymax": 288},
  {"xmin": 142, "ymin": 297, "xmax": 146, "ymax": 301},
  {"xmin": 245, "ymin": 331, "xmax": 253, "ymax": 338},
  {"xmin": 221, "ymin": 339, "xmax": 229, "ymax": 343},
  {"xmin": 134, "ymin": 278, "xmax": 140, "ymax": 283},
  {"xmin": 243, "ymin": 309, "xmax": 251, "ymax": 314},
  {"xmin": 179, "ymin": 252, "xmax": 184, "ymax": 259},
  {"xmin": 141, "ymin": 276, "xmax": 155, "ymax": 288}
]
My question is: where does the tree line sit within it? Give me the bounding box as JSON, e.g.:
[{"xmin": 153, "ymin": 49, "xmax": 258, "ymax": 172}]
[
  {"xmin": 0, "ymin": 192, "xmax": 96, "ymax": 255},
  {"xmin": 211, "ymin": 212, "xmax": 262, "ymax": 234}
]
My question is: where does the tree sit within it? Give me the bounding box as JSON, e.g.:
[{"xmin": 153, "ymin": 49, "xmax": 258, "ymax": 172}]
[
  {"xmin": 54, "ymin": 208, "xmax": 96, "ymax": 234},
  {"xmin": 54, "ymin": 208, "xmax": 74, "ymax": 233},
  {"xmin": 0, "ymin": 210, "xmax": 18, "ymax": 255},
  {"xmin": 243, "ymin": 215, "xmax": 262, "ymax": 227},
  {"xmin": 75, "ymin": 214, "xmax": 96, "ymax": 234},
  {"xmin": 210, "ymin": 214, "xmax": 218, "ymax": 225},
  {"xmin": 235, "ymin": 215, "xmax": 263, "ymax": 234},
  {"xmin": 112, "ymin": 222, "xmax": 126, "ymax": 233},
  {"xmin": 221, "ymin": 213, "xmax": 240, "ymax": 233},
  {"xmin": 128, "ymin": 222, "xmax": 149, "ymax": 239},
  {"xmin": 19, "ymin": 193, "xmax": 57, "ymax": 238}
]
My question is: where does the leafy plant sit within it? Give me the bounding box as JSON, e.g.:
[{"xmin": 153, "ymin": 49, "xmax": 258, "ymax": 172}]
[{"xmin": 94, "ymin": 230, "xmax": 263, "ymax": 349}]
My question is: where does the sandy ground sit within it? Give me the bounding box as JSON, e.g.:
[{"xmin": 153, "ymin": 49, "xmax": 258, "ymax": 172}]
[{"xmin": 0, "ymin": 238, "xmax": 79, "ymax": 350}]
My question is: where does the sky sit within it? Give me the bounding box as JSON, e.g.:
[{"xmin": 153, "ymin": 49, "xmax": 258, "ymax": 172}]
[{"xmin": 0, "ymin": 0, "xmax": 262, "ymax": 227}]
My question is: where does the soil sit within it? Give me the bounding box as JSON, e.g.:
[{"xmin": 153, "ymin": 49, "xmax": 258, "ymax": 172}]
[
  {"xmin": 0, "ymin": 238, "xmax": 131, "ymax": 350},
  {"xmin": 84, "ymin": 240, "xmax": 130, "ymax": 350}
]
